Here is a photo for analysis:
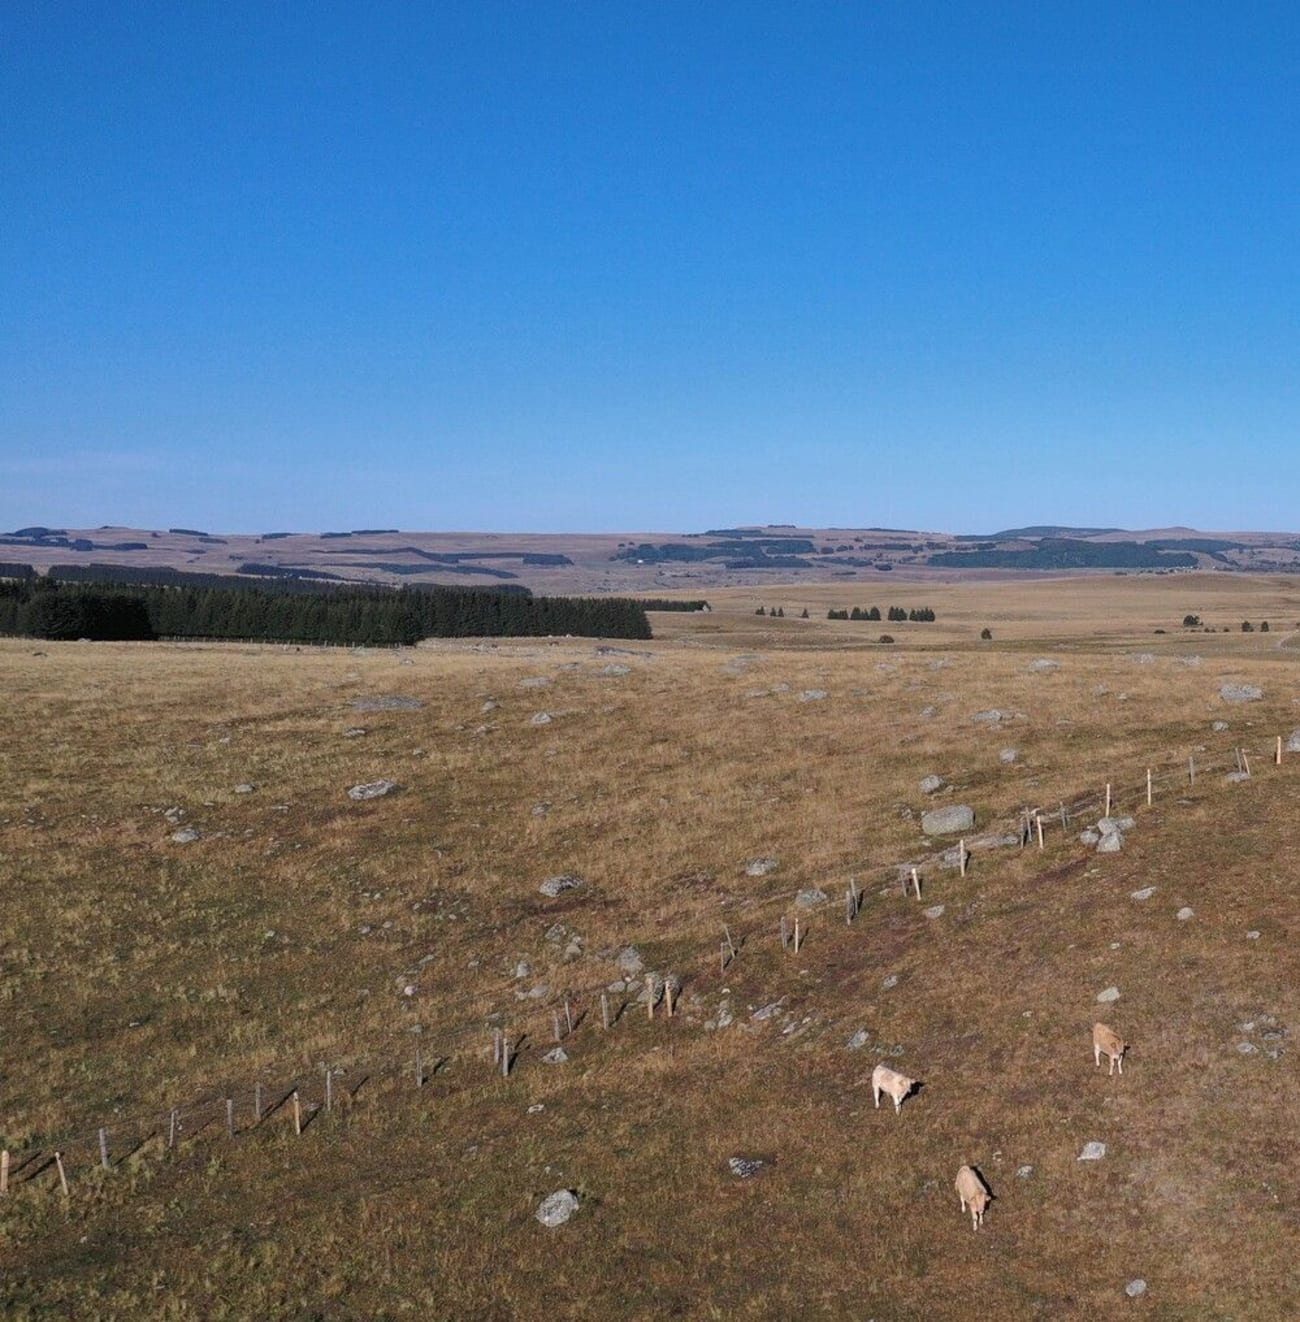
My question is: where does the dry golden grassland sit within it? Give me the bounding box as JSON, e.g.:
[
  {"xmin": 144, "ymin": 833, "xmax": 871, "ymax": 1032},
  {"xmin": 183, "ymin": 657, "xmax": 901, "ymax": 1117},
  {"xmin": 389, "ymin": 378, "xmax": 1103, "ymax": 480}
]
[{"xmin": 3, "ymin": 572, "xmax": 1300, "ymax": 1319}]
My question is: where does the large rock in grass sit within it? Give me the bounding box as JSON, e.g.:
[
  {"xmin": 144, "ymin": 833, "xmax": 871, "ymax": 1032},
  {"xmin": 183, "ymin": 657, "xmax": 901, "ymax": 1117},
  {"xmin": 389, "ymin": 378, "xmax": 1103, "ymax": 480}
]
[
  {"xmin": 921, "ymin": 804, "xmax": 975, "ymax": 835},
  {"xmin": 540, "ymin": 874, "xmax": 585, "ymax": 898},
  {"xmin": 1219, "ymin": 684, "xmax": 1263, "ymax": 703},
  {"xmin": 347, "ymin": 780, "xmax": 398, "ymax": 801},
  {"xmin": 535, "ymin": 1190, "xmax": 580, "ymax": 1227}
]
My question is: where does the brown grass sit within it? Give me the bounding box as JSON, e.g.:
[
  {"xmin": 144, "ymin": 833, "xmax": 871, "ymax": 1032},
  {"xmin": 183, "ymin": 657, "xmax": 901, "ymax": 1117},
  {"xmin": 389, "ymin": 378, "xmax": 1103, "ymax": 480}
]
[{"xmin": 2, "ymin": 572, "xmax": 1300, "ymax": 1318}]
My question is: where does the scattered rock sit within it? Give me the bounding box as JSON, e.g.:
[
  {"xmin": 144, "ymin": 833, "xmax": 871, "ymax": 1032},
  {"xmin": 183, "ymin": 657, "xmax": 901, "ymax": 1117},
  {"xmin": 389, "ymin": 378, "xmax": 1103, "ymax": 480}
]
[
  {"xmin": 531, "ymin": 802, "xmax": 551, "ymax": 817},
  {"xmin": 530, "ymin": 712, "xmax": 554, "ymax": 726},
  {"xmin": 1237, "ymin": 1041, "xmax": 1258, "ymax": 1055},
  {"xmin": 616, "ymin": 947, "xmax": 644, "ymax": 976},
  {"xmin": 1130, "ymin": 886, "xmax": 1156, "ymax": 901},
  {"xmin": 1078, "ymin": 1141, "xmax": 1107, "ymax": 1161},
  {"xmin": 542, "ymin": 1047, "xmax": 569, "ymax": 1065},
  {"xmin": 352, "ymin": 695, "xmax": 423, "ymax": 711},
  {"xmin": 796, "ymin": 689, "xmax": 827, "ymax": 702},
  {"xmin": 233, "ymin": 783, "xmax": 256, "ymax": 794},
  {"xmin": 1097, "ymin": 986, "xmax": 1120, "ymax": 1003},
  {"xmin": 1286, "ymin": 729, "xmax": 1300, "ymax": 754},
  {"xmin": 1016, "ymin": 1165, "xmax": 1034, "ymax": 1179},
  {"xmin": 1078, "ymin": 828, "xmax": 1100, "ymax": 846},
  {"xmin": 1125, "ymin": 1280, "xmax": 1147, "ymax": 1298},
  {"xmin": 1247, "ymin": 930, "xmax": 1261, "ymax": 940},
  {"xmin": 599, "ymin": 664, "xmax": 631, "ymax": 677},
  {"xmin": 1097, "ymin": 817, "xmax": 1125, "ymax": 837},
  {"xmin": 881, "ymin": 974, "xmax": 899, "ymax": 990},
  {"xmin": 348, "ymin": 780, "xmax": 399, "ymax": 801},
  {"xmin": 519, "ymin": 677, "xmax": 551, "ymax": 689},
  {"xmin": 745, "ymin": 857, "xmax": 779, "ymax": 877},
  {"xmin": 999, "ymin": 748, "xmax": 1019, "ymax": 764},
  {"xmin": 847, "ymin": 1029, "xmax": 870, "ymax": 1050},
  {"xmin": 170, "ymin": 827, "xmax": 200, "ymax": 844},
  {"xmin": 920, "ymin": 804, "xmax": 975, "ymax": 835},
  {"xmin": 1176, "ymin": 907, "xmax": 1194, "ymax": 921},
  {"xmin": 751, "ymin": 1001, "xmax": 784, "ymax": 1022},
  {"xmin": 1028, "ymin": 658, "xmax": 1059, "ymax": 672},
  {"xmin": 544, "ymin": 923, "xmax": 568, "ymax": 944},
  {"xmin": 795, "ymin": 888, "xmax": 828, "ymax": 910},
  {"xmin": 728, "ymin": 1156, "xmax": 766, "ymax": 1180},
  {"xmin": 539, "ymin": 874, "xmax": 585, "ymax": 898},
  {"xmin": 1211, "ymin": 720, "xmax": 1230, "ymax": 732},
  {"xmin": 972, "ymin": 709, "xmax": 1003, "ymax": 724},
  {"xmin": 1226, "ymin": 770, "xmax": 1250, "ymax": 784},
  {"xmin": 919, "ymin": 774, "xmax": 945, "ymax": 795},
  {"xmin": 514, "ymin": 961, "xmax": 532, "ymax": 979},
  {"xmin": 1130, "ymin": 653, "xmax": 1155, "ymax": 665},
  {"xmin": 1096, "ymin": 834, "xmax": 1123, "ymax": 853},
  {"xmin": 923, "ymin": 904, "xmax": 945, "ymax": 919},
  {"xmin": 342, "ymin": 727, "xmax": 367, "ymax": 738},
  {"xmin": 535, "ymin": 1190, "xmax": 580, "ymax": 1227},
  {"xmin": 1219, "ymin": 684, "xmax": 1263, "ymax": 703}
]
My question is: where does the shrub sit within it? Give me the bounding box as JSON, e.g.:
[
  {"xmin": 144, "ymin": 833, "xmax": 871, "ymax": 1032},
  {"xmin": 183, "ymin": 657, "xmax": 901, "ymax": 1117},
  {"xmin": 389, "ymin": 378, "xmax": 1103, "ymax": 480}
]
[
  {"xmin": 878, "ymin": 634, "xmax": 895, "ymax": 644},
  {"xmin": 1261, "ymin": 620, "xmax": 1270, "ymax": 632},
  {"xmin": 1242, "ymin": 621, "xmax": 1255, "ymax": 632},
  {"xmin": 1182, "ymin": 614, "xmax": 1201, "ymax": 627},
  {"xmin": 980, "ymin": 627, "xmax": 992, "ymax": 640},
  {"xmin": 800, "ymin": 608, "xmax": 809, "ymax": 619}
]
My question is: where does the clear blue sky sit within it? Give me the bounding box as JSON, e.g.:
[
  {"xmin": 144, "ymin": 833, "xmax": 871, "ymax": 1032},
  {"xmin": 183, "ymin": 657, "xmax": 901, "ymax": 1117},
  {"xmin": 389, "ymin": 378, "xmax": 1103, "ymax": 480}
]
[{"xmin": 3, "ymin": 3, "xmax": 1298, "ymax": 534}]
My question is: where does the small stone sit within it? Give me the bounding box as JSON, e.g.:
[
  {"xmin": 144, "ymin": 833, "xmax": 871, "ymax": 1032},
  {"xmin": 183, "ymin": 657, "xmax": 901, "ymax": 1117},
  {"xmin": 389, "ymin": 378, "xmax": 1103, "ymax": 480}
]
[
  {"xmin": 514, "ymin": 961, "xmax": 532, "ymax": 979},
  {"xmin": 920, "ymin": 804, "xmax": 975, "ymax": 835},
  {"xmin": 751, "ymin": 1001, "xmax": 783, "ymax": 1022},
  {"xmin": 1079, "ymin": 829, "xmax": 1101, "ymax": 845},
  {"xmin": 539, "ymin": 874, "xmax": 585, "ymax": 898},
  {"xmin": 1176, "ymin": 907, "xmax": 1194, "ymax": 921},
  {"xmin": 715, "ymin": 1003, "xmax": 734, "ymax": 1029},
  {"xmin": 531, "ymin": 802, "xmax": 551, "ymax": 817},
  {"xmin": 535, "ymin": 1190, "xmax": 579, "ymax": 1227},
  {"xmin": 1097, "ymin": 986, "xmax": 1120, "ymax": 1003},
  {"xmin": 924, "ymin": 904, "xmax": 945, "ymax": 919},
  {"xmin": 563, "ymin": 939, "xmax": 583, "ymax": 960},
  {"xmin": 342, "ymin": 727, "xmax": 367, "ymax": 737},
  {"xmin": 1219, "ymin": 684, "xmax": 1263, "ymax": 703},
  {"xmin": 351, "ymin": 694, "xmax": 423, "ymax": 711},
  {"xmin": 919, "ymin": 774, "xmax": 944, "ymax": 795},
  {"xmin": 1131, "ymin": 886, "xmax": 1155, "ymax": 900},
  {"xmin": 1078, "ymin": 1141, "xmax": 1107, "ymax": 1161},
  {"xmin": 745, "ymin": 857, "xmax": 779, "ymax": 877},
  {"xmin": 1028, "ymin": 658, "xmax": 1059, "ymax": 671},
  {"xmin": 1247, "ymin": 930, "xmax": 1261, "ymax": 940},
  {"xmin": 797, "ymin": 689, "xmax": 828, "ymax": 702},
  {"xmin": 881, "ymin": 974, "xmax": 899, "ymax": 990},
  {"xmin": 1237, "ymin": 1041, "xmax": 1258, "ymax": 1055},
  {"xmin": 1212, "ymin": 720, "xmax": 1229, "ymax": 732},
  {"xmin": 614, "ymin": 947, "xmax": 644, "ymax": 977},
  {"xmin": 1286, "ymin": 729, "xmax": 1300, "ymax": 754},
  {"xmin": 170, "ymin": 827, "xmax": 200, "ymax": 844},
  {"xmin": 1226, "ymin": 770, "xmax": 1250, "ymax": 784},
  {"xmin": 795, "ymin": 887, "xmax": 828, "ymax": 909},
  {"xmin": 972, "ymin": 709, "xmax": 1003, "ymax": 723},
  {"xmin": 233, "ymin": 783, "xmax": 256, "ymax": 794},
  {"xmin": 542, "ymin": 1047, "xmax": 569, "ymax": 1065},
  {"xmin": 527, "ymin": 1103, "xmax": 545, "ymax": 1114},
  {"xmin": 1125, "ymin": 1280, "xmax": 1147, "ymax": 1298},
  {"xmin": 1096, "ymin": 833, "xmax": 1123, "ymax": 853},
  {"xmin": 1016, "ymin": 1165, "xmax": 1034, "ymax": 1179},
  {"xmin": 530, "ymin": 712, "xmax": 554, "ymax": 726},
  {"xmin": 999, "ymin": 747, "xmax": 1019, "ymax": 764},
  {"xmin": 847, "ymin": 1029, "xmax": 870, "ymax": 1050},
  {"xmin": 599, "ymin": 663, "xmax": 631, "ymax": 676},
  {"xmin": 728, "ymin": 1156, "xmax": 766, "ymax": 1179},
  {"xmin": 347, "ymin": 780, "xmax": 398, "ymax": 801},
  {"xmin": 519, "ymin": 676, "xmax": 551, "ymax": 689}
]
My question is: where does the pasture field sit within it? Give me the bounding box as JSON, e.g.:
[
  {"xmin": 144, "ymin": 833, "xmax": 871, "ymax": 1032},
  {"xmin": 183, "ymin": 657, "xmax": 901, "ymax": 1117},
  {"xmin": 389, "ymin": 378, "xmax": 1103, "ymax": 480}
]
[{"xmin": 3, "ymin": 572, "xmax": 1300, "ymax": 1319}]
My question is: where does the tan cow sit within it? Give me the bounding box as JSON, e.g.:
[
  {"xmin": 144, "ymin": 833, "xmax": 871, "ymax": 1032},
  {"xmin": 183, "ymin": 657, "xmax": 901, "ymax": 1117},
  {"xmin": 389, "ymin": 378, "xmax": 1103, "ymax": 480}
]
[
  {"xmin": 1093, "ymin": 1022, "xmax": 1127, "ymax": 1075},
  {"xmin": 871, "ymin": 1063, "xmax": 918, "ymax": 1113},
  {"xmin": 954, "ymin": 1164, "xmax": 990, "ymax": 1231}
]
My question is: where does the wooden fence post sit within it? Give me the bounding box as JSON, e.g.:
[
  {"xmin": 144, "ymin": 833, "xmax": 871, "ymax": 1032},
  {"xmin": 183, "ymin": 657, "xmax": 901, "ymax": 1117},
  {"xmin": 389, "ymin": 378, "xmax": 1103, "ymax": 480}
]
[
  {"xmin": 255, "ymin": 1083, "xmax": 263, "ymax": 1122},
  {"xmin": 601, "ymin": 991, "xmax": 611, "ymax": 1029},
  {"xmin": 0, "ymin": 1149, "xmax": 8, "ymax": 1195},
  {"xmin": 850, "ymin": 878, "xmax": 859, "ymax": 913},
  {"xmin": 553, "ymin": 1012, "xmax": 563, "ymax": 1043},
  {"xmin": 416, "ymin": 1047, "xmax": 424, "ymax": 1088},
  {"xmin": 501, "ymin": 1034, "xmax": 511, "ymax": 1078},
  {"xmin": 325, "ymin": 1070, "xmax": 333, "ymax": 1112},
  {"xmin": 720, "ymin": 939, "xmax": 728, "ymax": 972},
  {"xmin": 1277, "ymin": 735, "xmax": 1283, "ymax": 765},
  {"xmin": 292, "ymin": 1090, "xmax": 302, "ymax": 1136},
  {"xmin": 1189, "ymin": 755, "xmax": 1195, "ymax": 785},
  {"xmin": 564, "ymin": 999, "xmax": 574, "ymax": 1036},
  {"xmin": 54, "ymin": 1151, "xmax": 69, "ymax": 1198},
  {"xmin": 1105, "ymin": 783, "xmax": 1111, "ymax": 817},
  {"xmin": 723, "ymin": 925, "xmax": 737, "ymax": 961},
  {"xmin": 793, "ymin": 918, "xmax": 801, "ymax": 953},
  {"xmin": 168, "ymin": 1109, "xmax": 178, "ymax": 1150},
  {"xmin": 1243, "ymin": 750, "xmax": 1252, "ymax": 778},
  {"xmin": 646, "ymin": 975, "xmax": 656, "ymax": 1020},
  {"xmin": 958, "ymin": 839, "xmax": 967, "ymax": 877},
  {"xmin": 780, "ymin": 915, "xmax": 789, "ymax": 950},
  {"xmin": 911, "ymin": 867, "xmax": 921, "ymax": 900},
  {"xmin": 226, "ymin": 1099, "xmax": 235, "ymax": 1138},
  {"xmin": 98, "ymin": 1128, "xmax": 109, "ymax": 1171},
  {"xmin": 1059, "ymin": 801, "xmax": 1068, "ymax": 830},
  {"xmin": 1147, "ymin": 768, "xmax": 1152, "ymax": 806},
  {"xmin": 1035, "ymin": 813, "xmax": 1044, "ymax": 850}
]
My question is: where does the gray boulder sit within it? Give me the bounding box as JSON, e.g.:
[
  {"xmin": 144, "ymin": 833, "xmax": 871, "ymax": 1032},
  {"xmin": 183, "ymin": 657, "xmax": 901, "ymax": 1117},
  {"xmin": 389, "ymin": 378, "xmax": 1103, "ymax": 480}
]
[
  {"xmin": 535, "ymin": 1190, "xmax": 580, "ymax": 1227},
  {"xmin": 352, "ymin": 694, "xmax": 423, "ymax": 711},
  {"xmin": 1028, "ymin": 658, "xmax": 1059, "ymax": 672},
  {"xmin": 919, "ymin": 774, "xmax": 944, "ymax": 795},
  {"xmin": 921, "ymin": 804, "xmax": 975, "ymax": 835},
  {"xmin": 797, "ymin": 689, "xmax": 828, "ymax": 702},
  {"xmin": 795, "ymin": 887, "xmax": 828, "ymax": 910},
  {"xmin": 1078, "ymin": 1141, "xmax": 1107, "ymax": 1161},
  {"xmin": 999, "ymin": 748, "xmax": 1019, "ymax": 764},
  {"xmin": 972, "ymin": 709, "xmax": 1003, "ymax": 724},
  {"xmin": 1097, "ymin": 986, "xmax": 1120, "ymax": 1003},
  {"xmin": 542, "ymin": 1047, "xmax": 569, "ymax": 1065},
  {"xmin": 616, "ymin": 946, "xmax": 644, "ymax": 976},
  {"xmin": 745, "ymin": 857, "xmax": 779, "ymax": 877},
  {"xmin": 539, "ymin": 874, "xmax": 585, "ymax": 898},
  {"xmin": 348, "ymin": 780, "xmax": 398, "ymax": 801},
  {"xmin": 1096, "ymin": 833, "xmax": 1123, "ymax": 853},
  {"xmin": 170, "ymin": 827, "xmax": 200, "ymax": 844},
  {"xmin": 1219, "ymin": 683, "xmax": 1263, "ymax": 703}
]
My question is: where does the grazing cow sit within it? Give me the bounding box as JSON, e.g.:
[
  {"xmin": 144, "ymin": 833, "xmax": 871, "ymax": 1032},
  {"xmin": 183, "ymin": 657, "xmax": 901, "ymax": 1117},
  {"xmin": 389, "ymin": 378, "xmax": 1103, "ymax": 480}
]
[
  {"xmin": 954, "ymin": 1164, "xmax": 990, "ymax": 1231},
  {"xmin": 871, "ymin": 1063, "xmax": 918, "ymax": 1113},
  {"xmin": 1093, "ymin": 1022, "xmax": 1127, "ymax": 1075}
]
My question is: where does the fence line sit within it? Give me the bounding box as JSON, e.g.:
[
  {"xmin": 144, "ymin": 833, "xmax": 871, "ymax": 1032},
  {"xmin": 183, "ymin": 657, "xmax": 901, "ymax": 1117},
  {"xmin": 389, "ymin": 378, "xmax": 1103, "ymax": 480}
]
[{"xmin": 4, "ymin": 735, "xmax": 1289, "ymax": 1194}]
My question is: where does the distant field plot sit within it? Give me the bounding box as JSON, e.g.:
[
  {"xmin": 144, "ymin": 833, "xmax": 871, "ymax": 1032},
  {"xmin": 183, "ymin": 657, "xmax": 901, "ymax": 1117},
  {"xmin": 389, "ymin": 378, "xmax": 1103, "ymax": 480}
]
[{"xmin": 2, "ymin": 574, "xmax": 1300, "ymax": 1317}]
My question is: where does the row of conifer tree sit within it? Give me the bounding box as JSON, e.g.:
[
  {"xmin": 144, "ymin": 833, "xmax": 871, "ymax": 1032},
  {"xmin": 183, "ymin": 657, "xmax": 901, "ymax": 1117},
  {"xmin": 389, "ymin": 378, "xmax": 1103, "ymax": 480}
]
[{"xmin": 0, "ymin": 576, "xmax": 652, "ymax": 644}]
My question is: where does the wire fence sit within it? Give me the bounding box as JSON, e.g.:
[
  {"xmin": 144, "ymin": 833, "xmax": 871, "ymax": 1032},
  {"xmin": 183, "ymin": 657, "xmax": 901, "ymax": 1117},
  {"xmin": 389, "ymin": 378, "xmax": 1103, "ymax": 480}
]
[{"xmin": 3, "ymin": 733, "xmax": 1290, "ymax": 1197}]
